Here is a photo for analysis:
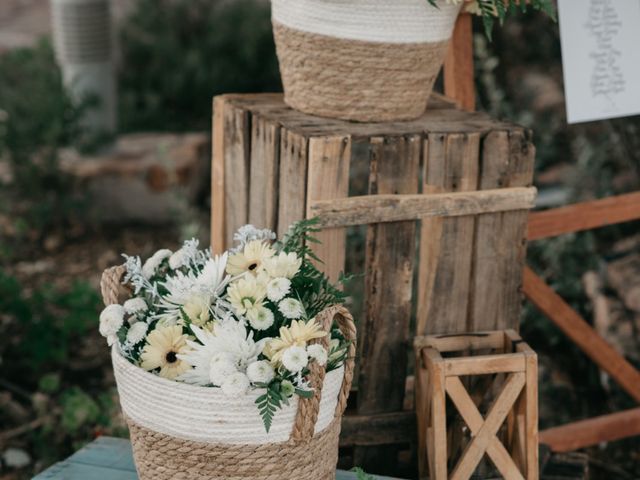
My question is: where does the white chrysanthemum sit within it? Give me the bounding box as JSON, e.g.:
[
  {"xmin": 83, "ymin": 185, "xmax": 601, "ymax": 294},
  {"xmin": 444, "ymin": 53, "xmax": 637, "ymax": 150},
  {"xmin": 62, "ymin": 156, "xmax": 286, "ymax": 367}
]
[
  {"xmin": 266, "ymin": 277, "xmax": 291, "ymax": 302},
  {"xmin": 221, "ymin": 372, "xmax": 251, "ymax": 396},
  {"xmin": 246, "ymin": 360, "xmax": 275, "ymax": 384},
  {"xmin": 126, "ymin": 321, "xmax": 148, "ymax": 344},
  {"xmin": 209, "ymin": 352, "xmax": 239, "ymax": 386},
  {"xmin": 227, "ymin": 275, "xmax": 267, "ymax": 316},
  {"xmin": 282, "ymin": 345, "xmax": 308, "ymax": 373},
  {"xmin": 169, "ymin": 249, "xmax": 189, "ymax": 270},
  {"xmin": 264, "ymin": 252, "xmax": 302, "ymax": 279},
  {"xmin": 123, "ymin": 297, "xmax": 148, "ymax": 315},
  {"xmin": 196, "ymin": 253, "xmax": 229, "ymax": 294},
  {"xmin": 177, "ymin": 322, "xmax": 268, "ymax": 386},
  {"xmin": 278, "ymin": 298, "xmax": 304, "ymax": 319},
  {"xmin": 182, "ymin": 292, "xmax": 212, "ymax": 326},
  {"xmin": 247, "ymin": 306, "xmax": 275, "ymax": 331},
  {"xmin": 99, "ymin": 304, "xmax": 125, "ymax": 345},
  {"xmin": 141, "ymin": 249, "xmax": 172, "ymax": 279},
  {"xmin": 307, "ymin": 344, "xmax": 328, "ymax": 367}
]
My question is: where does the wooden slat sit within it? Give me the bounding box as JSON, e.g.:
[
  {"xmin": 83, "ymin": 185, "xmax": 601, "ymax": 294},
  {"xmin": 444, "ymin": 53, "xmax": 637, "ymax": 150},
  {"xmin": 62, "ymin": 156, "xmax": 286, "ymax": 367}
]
[
  {"xmin": 222, "ymin": 102, "xmax": 251, "ymax": 249},
  {"xmin": 415, "ymin": 331, "xmax": 505, "ymax": 353},
  {"xmin": 443, "ymin": 353, "xmax": 526, "ymax": 377},
  {"xmin": 417, "ymin": 132, "xmax": 480, "ymax": 335},
  {"xmin": 445, "ymin": 376, "xmax": 524, "ymax": 480},
  {"xmin": 355, "ymin": 135, "xmax": 421, "ymax": 473},
  {"xmin": 443, "ymin": 12, "xmax": 475, "ymax": 112},
  {"xmin": 429, "ymin": 353, "xmax": 448, "ymax": 480},
  {"xmin": 211, "ymin": 96, "xmax": 226, "ymax": 254},
  {"xmin": 248, "ymin": 115, "xmax": 280, "ymax": 231},
  {"xmin": 539, "ymin": 407, "xmax": 640, "ymax": 453},
  {"xmin": 523, "ymin": 266, "xmax": 640, "ymax": 402},
  {"xmin": 277, "ymin": 130, "xmax": 308, "ymax": 237},
  {"xmin": 469, "ymin": 130, "xmax": 535, "ymax": 332},
  {"xmin": 450, "ymin": 373, "xmax": 525, "ymax": 480},
  {"xmin": 309, "ymin": 187, "xmax": 537, "ymax": 227},
  {"xmin": 305, "ymin": 135, "xmax": 351, "ymax": 283},
  {"xmin": 527, "ymin": 191, "xmax": 640, "ymax": 241},
  {"xmin": 340, "ymin": 411, "xmax": 416, "ymax": 447},
  {"xmin": 523, "ymin": 345, "xmax": 539, "ymax": 479}
]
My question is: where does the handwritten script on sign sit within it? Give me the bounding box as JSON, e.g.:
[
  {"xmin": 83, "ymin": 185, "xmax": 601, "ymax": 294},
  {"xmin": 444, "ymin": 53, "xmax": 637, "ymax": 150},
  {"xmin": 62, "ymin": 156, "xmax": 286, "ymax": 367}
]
[{"xmin": 558, "ymin": 0, "xmax": 640, "ymax": 124}]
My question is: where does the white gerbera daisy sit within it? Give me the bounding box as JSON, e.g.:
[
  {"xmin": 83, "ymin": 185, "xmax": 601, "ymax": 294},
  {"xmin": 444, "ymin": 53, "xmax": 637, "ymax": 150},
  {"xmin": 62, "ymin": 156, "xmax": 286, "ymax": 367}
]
[
  {"xmin": 123, "ymin": 297, "xmax": 148, "ymax": 315},
  {"xmin": 221, "ymin": 372, "xmax": 251, "ymax": 396},
  {"xmin": 141, "ymin": 249, "xmax": 172, "ymax": 279},
  {"xmin": 266, "ymin": 277, "xmax": 291, "ymax": 302},
  {"xmin": 226, "ymin": 240, "xmax": 275, "ymax": 276},
  {"xmin": 246, "ymin": 306, "xmax": 275, "ymax": 331},
  {"xmin": 246, "ymin": 360, "xmax": 275, "ymax": 384},
  {"xmin": 99, "ymin": 304, "xmax": 125, "ymax": 345},
  {"xmin": 126, "ymin": 321, "xmax": 148, "ymax": 344},
  {"xmin": 282, "ymin": 345, "xmax": 308, "ymax": 373},
  {"xmin": 227, "ymin": 276, "xmax": 267, "ymax": 316},
  {"xmin": 278, "ymin": 298, "xmax": 304, "ymax": 319},
  {"xmin": 264, "ymin": 252, "xmax": 302, "ymax": 279},
  {"xmin": 307, "ymin": 344, "xmax": 328, "ymax": 367}
]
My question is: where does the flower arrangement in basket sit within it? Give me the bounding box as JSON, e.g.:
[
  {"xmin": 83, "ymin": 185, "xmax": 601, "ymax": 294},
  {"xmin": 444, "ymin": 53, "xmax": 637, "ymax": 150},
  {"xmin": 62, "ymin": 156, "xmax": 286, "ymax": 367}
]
[
  {"xmin": 99, "ymin": 220, "xmax": 356, "ymax": 480},
  {"xmin": 271, "ymin": 0, "xmax": 555, "ymax": 122}
]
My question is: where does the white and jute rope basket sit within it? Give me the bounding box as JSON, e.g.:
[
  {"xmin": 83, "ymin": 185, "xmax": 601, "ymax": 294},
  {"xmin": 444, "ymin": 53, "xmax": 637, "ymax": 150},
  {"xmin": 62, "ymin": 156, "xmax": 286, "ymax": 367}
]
[
  {"xmin": 271, "ymin": 0, "xmax": 462, "ymax": 122},
  {"xmin": 101, "ymin": 265, "xmax": 357, "ymax": 480}
]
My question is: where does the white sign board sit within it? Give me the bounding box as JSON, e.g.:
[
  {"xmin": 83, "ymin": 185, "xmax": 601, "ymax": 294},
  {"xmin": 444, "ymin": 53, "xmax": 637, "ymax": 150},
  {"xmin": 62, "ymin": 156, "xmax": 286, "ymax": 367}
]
[{"xmin": 558, "ymin": 0, "xmax": 640, "ymax": 124}]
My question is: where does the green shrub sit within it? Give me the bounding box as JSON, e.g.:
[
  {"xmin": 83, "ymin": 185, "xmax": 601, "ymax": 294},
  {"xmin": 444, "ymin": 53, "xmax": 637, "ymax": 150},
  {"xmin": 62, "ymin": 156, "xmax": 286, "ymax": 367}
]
[{"xmin": 119, "ymin": 0, "xmax": 281, "ymax": 132}]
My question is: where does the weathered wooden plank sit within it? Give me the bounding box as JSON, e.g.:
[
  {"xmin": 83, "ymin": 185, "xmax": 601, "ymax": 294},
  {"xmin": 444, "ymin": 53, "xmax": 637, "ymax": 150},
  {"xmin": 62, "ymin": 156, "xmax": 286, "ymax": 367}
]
[
  {"xmin": 539, "ymin": 407, "xmax": 640, "ymax": 453},
  {"xmin": 355, "ymin": 135, "xmax": 421, "ymax": 473},
  {"xmin": 443, "ymin": 353, "xmax": 526, "ymax": 377},
  {"xmin": 223, "ymin": 102, "xmax": 251, "ymax": 249},
  {"xmin": 469, "ymin": 129, "xmax": 535, "ymax": 332},
  {"xmin": 417, "ymin": 132, "xmax": 480, "ymax": 335},
  {"xmin": 211, "ymin": 96, "xmax": 226, "ymax": 254},
  {"xmin": 248, "ymin": 114, "xmax": 280, "ymax": 231},
  {"xmin": 523, "ymin": 266, "xmax": 640, "ymax": 402},
  {"xmin": 340, "ymin": 411, "xmax": 416, "ymax": 447},
  {"xmin": 528, "ymin": 191, "xmax": 640, "ymax": 240},
  {"xmin": 309, "ymin": 187, "xmax": 537, "ymax": 227},
  {"xmin": 277, "ymin": 130, "xmax": 308, "ymax": 238},
  {"xmin": 443, "ymin": 12, "xmax": 475, "ymax": 112},
  {"xmin": 415, "ymin": 331, "xmax": 505, "ymax": 353},
  {"xmin": 305, "ymin": 135, "xmax": 351, "ymax": 283}
]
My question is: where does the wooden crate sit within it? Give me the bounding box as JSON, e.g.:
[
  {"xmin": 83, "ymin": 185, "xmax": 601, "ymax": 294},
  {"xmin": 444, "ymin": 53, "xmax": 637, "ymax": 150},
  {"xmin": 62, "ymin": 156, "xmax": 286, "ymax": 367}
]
[
  {"xmin": 210, "ymin": 93, "xmax": 536, "ymax": 474},
  {"xmin": 414, "ymin": 331, "xmax": 538, "ymax": 480}
]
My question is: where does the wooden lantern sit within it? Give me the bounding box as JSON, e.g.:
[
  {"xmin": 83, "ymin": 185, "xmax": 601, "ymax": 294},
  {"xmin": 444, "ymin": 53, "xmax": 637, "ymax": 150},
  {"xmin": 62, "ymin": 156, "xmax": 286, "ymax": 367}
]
[{"xmin": 414, "ymin": 330, "xmax": 538, "ymax": 480}]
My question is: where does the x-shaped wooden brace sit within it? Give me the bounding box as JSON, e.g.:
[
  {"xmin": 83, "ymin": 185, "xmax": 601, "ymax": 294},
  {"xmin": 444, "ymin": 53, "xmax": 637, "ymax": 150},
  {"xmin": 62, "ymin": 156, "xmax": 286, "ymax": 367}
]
[{"xmin": 446, "ymin": 372, "xmax": 526, "ymax": 480}]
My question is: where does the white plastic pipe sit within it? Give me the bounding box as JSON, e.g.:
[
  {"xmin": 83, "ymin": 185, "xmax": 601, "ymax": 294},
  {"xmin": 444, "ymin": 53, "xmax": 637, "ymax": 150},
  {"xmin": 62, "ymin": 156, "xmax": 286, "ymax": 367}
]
[{"xmin": 51, "ymin": 0, "xmax": 116, "ymax": 133}]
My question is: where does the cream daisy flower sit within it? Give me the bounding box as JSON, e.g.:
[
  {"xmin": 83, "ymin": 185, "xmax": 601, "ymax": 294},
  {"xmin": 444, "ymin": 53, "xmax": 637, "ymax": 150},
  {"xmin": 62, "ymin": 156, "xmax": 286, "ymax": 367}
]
[
  {"xmin": 227, "ymin": 276, "xmax": 267, "ymax": 316},
  {"xmin": 264, "ymin": 319, "xmax": 326, "ymax": 364},
  {"xmin": 226, "ymin": 240, "xmax": 275, "ymax": 276},
  {"xmin": 140, "ymin": 326, "xmax": 191, "ymax": 380},
  {"xmin": 263, "ymin": 252, "xmax": 302, "ymax": 279}
]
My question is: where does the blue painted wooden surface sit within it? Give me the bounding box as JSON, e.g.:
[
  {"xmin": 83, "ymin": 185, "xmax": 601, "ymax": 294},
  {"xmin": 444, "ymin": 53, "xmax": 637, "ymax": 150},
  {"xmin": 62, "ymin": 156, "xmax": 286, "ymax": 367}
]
[{"xmin": 32, "ymin": 436, "xmax": 400, "ymax": 480}]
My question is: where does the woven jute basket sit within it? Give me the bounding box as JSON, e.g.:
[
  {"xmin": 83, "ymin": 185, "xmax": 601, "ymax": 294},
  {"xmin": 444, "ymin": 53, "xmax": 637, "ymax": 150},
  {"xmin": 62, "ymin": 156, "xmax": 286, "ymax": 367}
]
[
  {"xmin": 271, "ymin": 0, "xmax": 462, "ymax": 122},
  {"xmin": 101, "ymin": 265, "xmax": 357, "ymax": 480}
]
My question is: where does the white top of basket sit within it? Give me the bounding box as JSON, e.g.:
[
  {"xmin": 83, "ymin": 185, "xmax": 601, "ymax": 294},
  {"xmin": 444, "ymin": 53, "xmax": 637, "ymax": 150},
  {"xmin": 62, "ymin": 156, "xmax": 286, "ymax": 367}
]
[
  {"xmin": 271, "ymin": 0, "xmax": 461, "ymax": 44},
  {"xmin": 112, "ymin": 346, "xmax": 344, "ymax": 445}
]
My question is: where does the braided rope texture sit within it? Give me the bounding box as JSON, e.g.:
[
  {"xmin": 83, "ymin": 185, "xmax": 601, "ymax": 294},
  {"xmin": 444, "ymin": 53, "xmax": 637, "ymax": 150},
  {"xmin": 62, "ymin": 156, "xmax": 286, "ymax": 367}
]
[
  {"xmin": 128, "ymin": 416, "xmax": 341, "ymax": 480},
  {"xmin": 273, "ymin": 21, "xmax": 451, "ymax": 122}
]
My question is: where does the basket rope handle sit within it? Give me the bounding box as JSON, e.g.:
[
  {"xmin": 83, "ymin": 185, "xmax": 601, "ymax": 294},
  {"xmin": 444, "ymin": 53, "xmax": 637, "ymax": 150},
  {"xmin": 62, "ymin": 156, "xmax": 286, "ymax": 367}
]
[
  {"xmin": 290, "ymin": 304, "xmax": 356, "ymax": 443},
  {"xmin": 100, "ymin": 266, "xmax": 356, "ymax": 443}
]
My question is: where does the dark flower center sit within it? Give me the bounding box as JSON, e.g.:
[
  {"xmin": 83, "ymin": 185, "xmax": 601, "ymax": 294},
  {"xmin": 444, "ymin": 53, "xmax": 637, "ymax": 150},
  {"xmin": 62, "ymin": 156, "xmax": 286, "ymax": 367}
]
[
  {"xmin": 165, "ymin": 351, "xmax": 178, "ymax": 363},
  {"xmin": 248, "ymin": 262, "xmax": 258, "ymax": 271}
]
